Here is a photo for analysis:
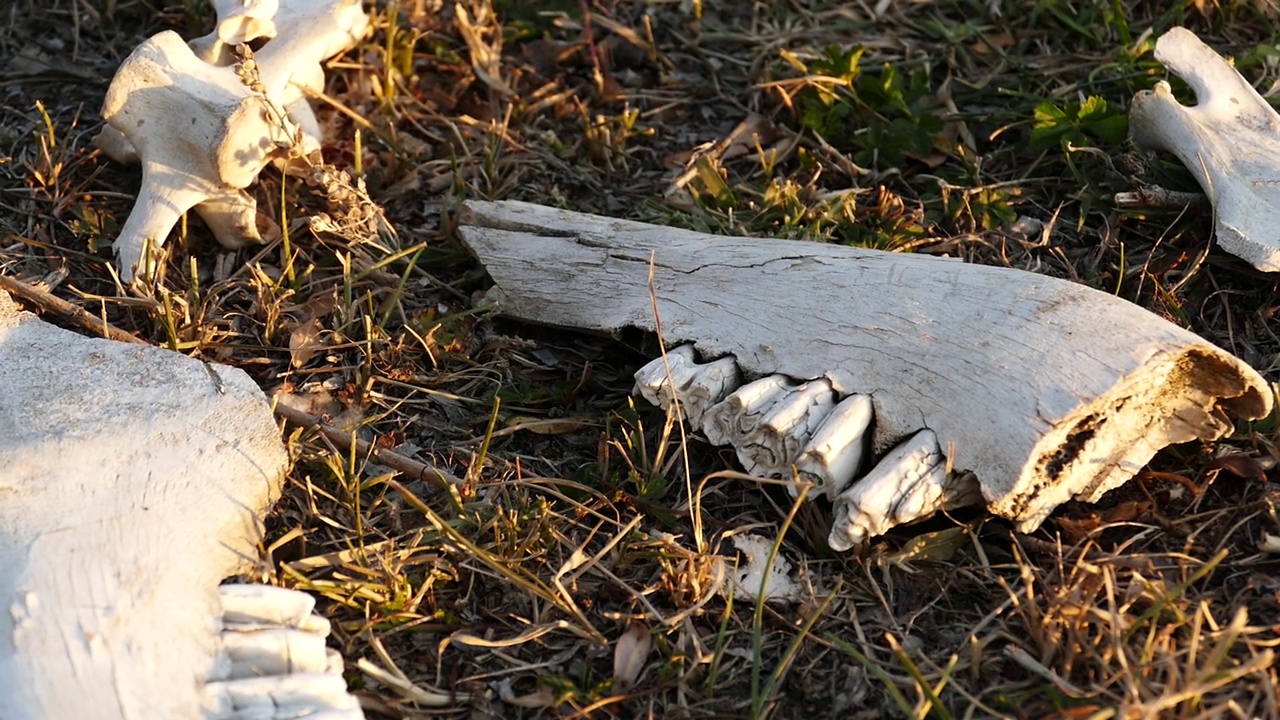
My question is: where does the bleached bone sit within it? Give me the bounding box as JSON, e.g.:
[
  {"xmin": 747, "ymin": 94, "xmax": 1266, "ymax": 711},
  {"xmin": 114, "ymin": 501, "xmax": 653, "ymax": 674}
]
[
  {"xmin": 829, "ymin": 430, "xmax": 982, "ymax": 551},
  {"xmin": 740, "ymin": 378, "xmax": 838, "ymax": 477},
  {"xmin": 205, "ymin": 586, "xmax": 363, "ymax": 719},
  {"xmin": 457, "ymin": 200, "xmax": 1271, "ymax": 543},
  {"xmin": 1129, "ymin": 27, "xmax": 1280, "ymax": 271},
  {"xmin": 189, "ymin": 0, "xmax": 282, "ymax": 65},
  {"xmin": 101, "ymin": 30, "xmax": 290, "ymax": 281},
  {"xmin": 701, "ymin": 374, "xmax": 797, "ymax": 456}
]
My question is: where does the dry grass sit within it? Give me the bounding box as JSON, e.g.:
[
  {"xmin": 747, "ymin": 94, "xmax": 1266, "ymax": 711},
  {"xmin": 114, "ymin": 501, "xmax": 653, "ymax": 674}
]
[{"xmin": 3, "ymin": 0, "xmax": 1280, "ymax": 718}]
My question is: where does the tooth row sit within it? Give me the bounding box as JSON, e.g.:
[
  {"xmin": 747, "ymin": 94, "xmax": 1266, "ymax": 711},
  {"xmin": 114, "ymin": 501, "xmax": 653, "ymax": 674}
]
[
  {"xmin": 635, "ymin": 346, "xmax": 976, "ymax": 548},
  {"xmin": 205, "ymin": 584, "xmax": 365, "ymax": 720}
]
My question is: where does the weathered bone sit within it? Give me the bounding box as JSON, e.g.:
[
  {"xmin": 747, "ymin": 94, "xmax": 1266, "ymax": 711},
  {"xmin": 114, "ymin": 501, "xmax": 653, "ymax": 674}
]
[
  {"xmin": 1129, "ymin": 27, "xmax": 1280, "ymax": 271},
  {"xmin": 793, "ymin": 393, "xmax": 874, "ymax": 501},
  {"xmin": 98, "ymin": 0, "xmax": 369, "ymax": 280},
  {"xmin": 0, "ymin": 292, "xmax": 362, "ymax": 718},
  {"xmin": 101, "ymin": 30, "xmax": 288, "ymax": 281},
  {"xmin": 457, "ymin": 200, "xmax": 1271, "ymax": 544}
]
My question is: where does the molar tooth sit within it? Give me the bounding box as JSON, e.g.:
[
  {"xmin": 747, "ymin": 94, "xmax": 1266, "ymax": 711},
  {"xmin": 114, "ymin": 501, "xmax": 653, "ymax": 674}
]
[
  {"xmin": 220, "ymin": 584, "xmax": 317, "ymax": 628},
  {"xmin": 701, "ymin": 375, "xmax": 797, "ymax": 448},
  {"xmin": 829, "ymin": 429, "xmax": 982, "ymax": 551},
  {"xmin": 221, "ymin": 628, "xmax": 332, "ymax": 677},
  {"xmin": 738, "ymin": 379, "xmax": 837, "ymax": 480},
  {"xmin": 634, "ymin": 345, "xmax": 741, "ymax": 426},
  {"xmin": 203, "ymin": 673, "xmax": 360, "ymax": 715},
  {"xmin": 794, "ymin": 393, "xmax": 874, "ymax": 500}
]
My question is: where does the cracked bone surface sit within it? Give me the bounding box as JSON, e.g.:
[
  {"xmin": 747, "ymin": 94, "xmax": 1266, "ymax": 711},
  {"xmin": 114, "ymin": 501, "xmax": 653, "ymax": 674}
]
[
  {"xmin": 98, "ymin": 0, "xmax": 369, "ymax": 280},
  {"xmin": 0, "ymin": 291, "xmax": 361, "ymax": 719},
  {"xmin": 1129, "ymin": 27, "xmax": 1280, "ymax": 271},
  {"xmin": 458, "ymin": 200, "xmax": 1271, "ymax": 541}
]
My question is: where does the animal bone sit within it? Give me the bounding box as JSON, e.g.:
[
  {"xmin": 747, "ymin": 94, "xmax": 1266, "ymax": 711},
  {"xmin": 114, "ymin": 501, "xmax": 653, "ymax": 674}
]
[
  {"xmin": 0, "ymin": 290, "xmax": 363, "ymax": 718},
  {"xmin": 98, "ymin": 0, "xmax": 369, "ymax": 280},
  {"xmin": 457, "ymin": 200, "xmax": 1271, "ymax": 545},
  {"xmin": 101, "ymin": 30, "xmax": 290, "ymax": 281},
  {"xmin": 1129, "ymin": 27, "xmax": 1280, "ymax": 271},
  {"xmin": 206, "ymin": 585, "xmax": 364, "ymax": 719}
]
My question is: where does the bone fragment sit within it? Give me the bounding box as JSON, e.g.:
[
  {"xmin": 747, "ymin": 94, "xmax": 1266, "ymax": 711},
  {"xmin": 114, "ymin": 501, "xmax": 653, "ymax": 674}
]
[
  {"xmin": 1129, "ymin": 27, "xmax": 1280, "ymax": 271},
  {"xmin": 829, "ymin": 430, "xmax": 981, "ymax": 551},
  {"xmin": 793, "ymin": 393, "xmax": 874, "ymax": 501},
  {"xmin": 222, "ymin": 628, "xmax": 333, "ymax": 678},
  {"xmin": 0, "ymin": 290, "xmax": 291, "ymax": 719},
  {"xmin": 101, "ymin": 30, "xmax": 288, "ymax": 280},
  {"xmin": 98, "ymin": 1, "xmax": 369, "ymax": 280},
  {"xmin": 458, "ymin": 200, "xmax": 1271, "ymax": 538},
  {"xmin": 633, "ymin": 344, "xmax": 741, "ymax": 427}
]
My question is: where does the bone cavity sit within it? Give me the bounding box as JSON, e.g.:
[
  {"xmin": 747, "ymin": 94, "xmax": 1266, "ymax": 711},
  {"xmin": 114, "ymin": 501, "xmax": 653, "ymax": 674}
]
[{"xmin": 1129, "ymin": 27, "xmax": 1280, "ymax": 271}]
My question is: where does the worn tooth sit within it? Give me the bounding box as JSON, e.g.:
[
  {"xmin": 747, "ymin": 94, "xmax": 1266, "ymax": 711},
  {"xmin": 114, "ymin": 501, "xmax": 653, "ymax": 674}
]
[
  {"xmin": 633, "ymin": 344, "xmax": 697, "ymax": 406},
  {"xmin": 220, "ymin": 584, "xmax": 318, "ymax": 629},
  {"xmin": 701, "ymin": 375, "xmax": 797, "ymax": 449},
  {"xmin": 795, "ymin": 394, "xmax": 874, "ymax": 500},
  {"xmin": 738, "ymin": 379, "xmax": 838, "ymax": 479},
  {"xmin": 222, "ymin": 628, "xmax": 332, "ymax": 677},
  {"xmin": 634, "ymin": 345, "xmax": 741, "ymax": 426},
  {"xmin": 203, "ymin": 673, "xmax": 360, "ymax": 715},
  {"xmin": 829, "ymin": 429, "xmax": 982, "ymax": 551}
]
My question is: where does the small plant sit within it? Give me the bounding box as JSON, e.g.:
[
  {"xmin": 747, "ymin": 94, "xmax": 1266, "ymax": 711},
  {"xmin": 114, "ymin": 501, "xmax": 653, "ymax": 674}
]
[
  {"xmin": 780, "ymin": 45, "xmax": 946, "ymax": 169},
  {"xmin": 1029, "ymin": 95, "xmax": 1129, "ymax": 151}
]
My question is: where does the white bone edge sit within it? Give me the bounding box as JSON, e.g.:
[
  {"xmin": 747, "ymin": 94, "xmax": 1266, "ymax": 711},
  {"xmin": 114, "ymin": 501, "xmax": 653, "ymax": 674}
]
[
  {"xmin": 829, "ymin": 429, "xmax": 981, "ymax": 552},
  {"xmin": 1129, "ymin": 27, "xmax": 1280, "ymax": 271}
]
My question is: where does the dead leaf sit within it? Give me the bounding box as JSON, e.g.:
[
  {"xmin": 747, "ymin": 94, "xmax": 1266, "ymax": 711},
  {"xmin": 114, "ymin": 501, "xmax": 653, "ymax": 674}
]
[
  {"xmin": 289, "ymin": 316, "xmax": 325, "ymax": 368},
  {"xmin": 612, "ymin": 622, "xmax": 651, "ymax": 692},
  {"xmin": 882, "ymin": 526, "xmax": 969, "ymax": 564},
  {"xmin": 1208, "ymin": 453, "xmax": 1267, "ymax": 482}
]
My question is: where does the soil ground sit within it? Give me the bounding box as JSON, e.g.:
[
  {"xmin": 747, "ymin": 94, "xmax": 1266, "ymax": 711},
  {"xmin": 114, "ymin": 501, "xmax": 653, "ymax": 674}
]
[{"xmin": 3, "ymin": 1, "xmax": 1280, "ymax": 718}]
